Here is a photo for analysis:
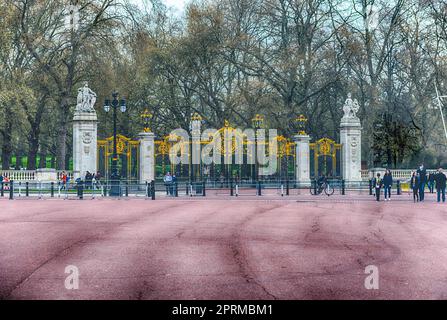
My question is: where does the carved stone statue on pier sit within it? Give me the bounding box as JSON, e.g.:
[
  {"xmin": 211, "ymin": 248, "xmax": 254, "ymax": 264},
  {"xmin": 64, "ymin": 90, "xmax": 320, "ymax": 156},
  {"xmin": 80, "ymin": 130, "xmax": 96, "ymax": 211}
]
[
  {"xmin": 340, "ymin": 93, "xmax": 362, "ymax": 182},
  {"xmin": 73, "ymin": 82, "xmax": 98, "ymax": 180},
  {"xmin": 76, "ymin": 82, "xmax": 97, "ymax": 113},
  {"xmin": 342, "ymin": 93, "xmax": 360, "ymax": 120}
]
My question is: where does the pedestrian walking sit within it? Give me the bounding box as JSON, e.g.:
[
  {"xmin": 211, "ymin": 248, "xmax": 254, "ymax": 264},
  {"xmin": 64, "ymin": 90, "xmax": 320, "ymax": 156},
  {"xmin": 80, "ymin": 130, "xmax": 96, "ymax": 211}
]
[
  {"xmin": 428, "ymin": 172, "xmax": 435, "ymax": 194},
  {"xmin": 410, "ymin": 172, "xmax": 420, "ymax": 203},
  {"xmin": 417, "ymin": 164, "xmax": 427, "ymax": 201},
  {"xmin": 373, "ymin": 173, "xmax": 383, "ymax": 202},
  {"xmin": 435, "ymin": 168, "xmax": 446, "ymax": 203},
  {"xmin": 383, "ymin": 169, "xmax": 393, "ymax": 201}
]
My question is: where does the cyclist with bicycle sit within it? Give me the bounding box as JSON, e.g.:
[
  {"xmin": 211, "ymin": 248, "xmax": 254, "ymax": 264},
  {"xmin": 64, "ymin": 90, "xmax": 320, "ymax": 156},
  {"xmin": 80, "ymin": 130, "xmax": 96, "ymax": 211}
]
[{"xmin": 317, "ymin": 174, "xmax": 327, "ymax": 193}]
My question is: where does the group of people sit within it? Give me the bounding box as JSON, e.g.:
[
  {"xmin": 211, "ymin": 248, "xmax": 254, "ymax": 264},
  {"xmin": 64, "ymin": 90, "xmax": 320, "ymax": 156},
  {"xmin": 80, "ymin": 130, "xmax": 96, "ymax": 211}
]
[
  {"xmin": 60, "ymin": 171, "xmax": 102, "ymax": 190},
  {"xmin": 163, "ymin": 172, "xmax": 178, "ymax": 196},
  {"xmin": 373, "ymin": 170, "xmax": 394, "ymax": 202},
  {"xmin": 409, "ymin": 165, "xmax": 446, "ymax": 203},
  {"xmin": 0, "ymin": 173, "xmax": 11, "ymax": 190},
  {"xmin": 373, "ymin": 164, "xmax": 446, "ymax": 203}
]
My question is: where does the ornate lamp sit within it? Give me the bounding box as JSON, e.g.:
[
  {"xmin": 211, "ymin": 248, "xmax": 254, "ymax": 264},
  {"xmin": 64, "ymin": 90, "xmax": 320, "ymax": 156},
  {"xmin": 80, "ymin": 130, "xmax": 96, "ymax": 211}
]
[
  {"xmin": 141, "ymin": 109, "xmax": 153, "ymax": 133},
  {"xmin": 191, "ymin": 112, "xmax": 203, "ymax": 122},
  {"xmin": 251, "ymin": 114, "xmax": 264, "ymax": 129},
  {"xmin": 120, "ymin": 99, "xmax": 127, "ymax": 113},
  {"xmin": 295, "ymin": 114, "xmax": 308, "ymax": 135}
]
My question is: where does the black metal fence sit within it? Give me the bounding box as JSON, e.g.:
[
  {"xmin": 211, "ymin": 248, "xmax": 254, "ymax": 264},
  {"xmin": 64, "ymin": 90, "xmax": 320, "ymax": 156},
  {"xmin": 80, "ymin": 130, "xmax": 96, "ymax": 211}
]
[{"xmin": 0, "ymin": 178, "xmax": 404, "ymax": 200}]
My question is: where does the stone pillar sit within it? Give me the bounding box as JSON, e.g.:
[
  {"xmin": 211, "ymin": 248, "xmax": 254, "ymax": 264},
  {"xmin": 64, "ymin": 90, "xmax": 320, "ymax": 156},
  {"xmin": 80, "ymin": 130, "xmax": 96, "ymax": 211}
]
[
  {"xmin": 73, "ymin": 112, "xmax": 98, "ymax": 180},
  {"xmin": 138, "ymin": 132, "xmax": 155, "ymax": 184},
  {"xmin": 340, "ymin": 95, "xmax": 362, "ymax": 182},
  {"xmin": 294, "ymin": 135, "xmax": 311, "ymax": 185}
]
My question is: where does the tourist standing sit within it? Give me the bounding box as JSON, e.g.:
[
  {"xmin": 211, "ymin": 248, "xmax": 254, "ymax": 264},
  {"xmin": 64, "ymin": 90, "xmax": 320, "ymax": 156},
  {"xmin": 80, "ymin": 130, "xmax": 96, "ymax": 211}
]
[
  {"xmin": 410, "ymin": 172, "xmax": 420, "ymax": 203},
  {"xmin": 2, "ymin": 174, "xmax": 9, "ymax": 191},
  {"xmin": 417, "ymin": 164, "xmax": 427, "ymax": 201},
  {"xmin": 85, "ymin": 171, "xmax": 93, "ymax": 189},
  {"xmin": 61, "ymin": 171, "xmax": 67, "ymax": 190},
  {"xmin": 383, "ymin": 170, "xmax": 393, "ymax": 201},
  {"xmin": 373, "ymin": 173, "xmax": 383, "ymax": 202},
  {"xmin": 172, "ymin": 174, "xmax": 178, "ymax": 197},
  {"xmin": 164, "ymin": 172, "xmax": 173, "ymax": 195},
  {"xmin": 95, "ymin": 171, "xmax": 102, "ymax": 188},
  {"xmin": 435, "ymin": 168, "xmax": 446, "ymax": 203}
]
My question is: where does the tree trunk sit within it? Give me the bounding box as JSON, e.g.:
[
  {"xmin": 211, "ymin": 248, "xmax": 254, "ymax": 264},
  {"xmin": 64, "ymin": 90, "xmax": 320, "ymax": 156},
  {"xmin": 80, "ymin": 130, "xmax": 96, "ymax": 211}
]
[
  {"xmin": 0, "ymin": 121, "xmax": 14, "ymax": 169},
  {"xmin": 56, "ymin": 96, "xmax": 70, "ymax": 170},
  {"xmin": 1, "ymin": 140, "xmax": 12, "ymax": 170},
  {"xmin": 39, "ymin": 152, "xmax": 46, "ymax": 168},
  {"xmin": 15, "ymin": 155, "xmax": 21, "ymax": 170},
  {"xmin": 27, "ymin": 136, "xmax": 39, "ymax": 170}
]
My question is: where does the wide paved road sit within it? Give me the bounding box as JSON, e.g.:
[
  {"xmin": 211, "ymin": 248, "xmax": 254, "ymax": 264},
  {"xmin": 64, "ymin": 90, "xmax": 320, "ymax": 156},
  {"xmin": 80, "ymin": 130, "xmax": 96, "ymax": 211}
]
[{"xmin": 1, "ymin": 195, "xmax": 446, "ymax": 299}]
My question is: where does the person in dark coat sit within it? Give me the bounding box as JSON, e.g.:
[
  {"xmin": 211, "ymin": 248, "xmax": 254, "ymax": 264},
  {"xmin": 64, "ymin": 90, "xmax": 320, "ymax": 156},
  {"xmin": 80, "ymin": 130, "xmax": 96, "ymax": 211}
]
[
  {"xmin": 428, "ymin": 172, "xmax": 435, "ymax": 193},
  {"xmin": 435, "ymin": 168, "xmax": 446, "ymax": 203},
  {"xmin": 417, "ymin": 164, "xmax": 427, "ymax": 201},
  {"xmin": 383, "ymin": 170, "xmax": 393, "ymax": 201},
  {"xmin": 410, "ymin": 172, "xmax": 420, "ymax": 203},
  {"xmin": 373, "ymin": 173, "xmax": 383, "ymax": 202}
]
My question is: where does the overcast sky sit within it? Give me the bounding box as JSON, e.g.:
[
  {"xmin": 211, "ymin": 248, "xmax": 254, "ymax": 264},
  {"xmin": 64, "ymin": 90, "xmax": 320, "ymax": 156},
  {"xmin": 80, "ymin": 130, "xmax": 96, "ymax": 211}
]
[
  {"xmin": 129, "ymin": 0, "xmax": 187, "ymax": 13},
  {"xmin": 164, "ymin": 0, "xmax": 186, "ymax": 11}
]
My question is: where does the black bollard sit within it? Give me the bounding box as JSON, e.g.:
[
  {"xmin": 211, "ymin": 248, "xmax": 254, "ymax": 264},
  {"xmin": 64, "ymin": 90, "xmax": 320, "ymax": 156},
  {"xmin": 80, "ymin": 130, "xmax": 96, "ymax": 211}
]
[
  {"xmin": 397, "ymin": 180, "xmax": 401, "ymax": 196},
  {"xmin": 342, "ymin": 180, "xmax": 346, "ymax": 195},
  {"xmin": 286, "ymin": 180, "xmax": 290, "ymax": 196},
  {"xmin": 51, "ymin": 182, "xmax": 55, "ymax": 198},
  {"xmin": 313, "ymin": 180, "xmax": 317, "ymax": 195},
  {"xmin": 175, "ymin": 182, "xmax": 178, "ymax": 197},
  {"xmin": 369, "ymin": 179, "xmax": 373, "ymax": 196},
  {"xmin": 26, "ymin": 182, "xmax": 29, "ymax": 197},
  {"xmin": 78, "ymin": 183, "xmax": 84, "ymax": 200},
  {"xmin": 1, "ymin": 181, "xmax": 3, "ymax": 197},
  {"xmin": 9, "ymin": 180, "xmax": 14, "ymax": 200},
  {"xmin": 125, "ymin": 182, "xmax": 129, "ymax": 197},
  {"xmin": 257, "ymin": 181, "xmax": 262, "ymax": 196},
  {"xmin": 202, "ymin": 182, "xmax": 206, "ymax": 197},
  {"xmin": 151, "ymin": 181, "xmax": 156, "ymax": 200},
  {"xmin": 230, "ymin": 180, "xmax": 234, "ymax": 197},
  {"xmin": 186, "ymin": 183, "xmax": 189, "ymax": 196}
]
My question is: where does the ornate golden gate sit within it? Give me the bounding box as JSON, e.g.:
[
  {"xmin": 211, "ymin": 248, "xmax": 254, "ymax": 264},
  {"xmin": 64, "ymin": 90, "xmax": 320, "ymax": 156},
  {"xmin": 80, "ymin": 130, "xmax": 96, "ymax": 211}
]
[
  {"xmin": 97, "ymin": 134, "xmax": 140, "ymax": 181},
  {"xmin": 153, "ymin": 121, "xmax": 296, "ymax": 181},
  {"xmin": 310, "ymin": 138, "xmax": 341, "ymax": 179}
]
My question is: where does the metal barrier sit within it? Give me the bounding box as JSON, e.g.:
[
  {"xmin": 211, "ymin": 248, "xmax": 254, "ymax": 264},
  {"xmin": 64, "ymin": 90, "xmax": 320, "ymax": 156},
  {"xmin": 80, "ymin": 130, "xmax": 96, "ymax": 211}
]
[{"xmin": 1, "ymin": 179, "xmax": 407, "ymax": 200}]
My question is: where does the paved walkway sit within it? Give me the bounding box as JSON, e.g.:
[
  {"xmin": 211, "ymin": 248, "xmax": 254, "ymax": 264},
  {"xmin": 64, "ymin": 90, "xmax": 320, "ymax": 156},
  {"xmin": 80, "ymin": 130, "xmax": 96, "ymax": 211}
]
[{"xmin": 0, "ymin": 194, "xmax": 446, "ymax": 299}]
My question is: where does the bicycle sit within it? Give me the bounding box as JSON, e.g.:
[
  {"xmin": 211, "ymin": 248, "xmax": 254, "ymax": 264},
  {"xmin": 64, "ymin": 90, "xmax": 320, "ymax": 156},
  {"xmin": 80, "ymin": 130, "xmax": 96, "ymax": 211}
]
[{"xmin": 310, "ymin": 182, "xmax": 335, "ymax": 196}]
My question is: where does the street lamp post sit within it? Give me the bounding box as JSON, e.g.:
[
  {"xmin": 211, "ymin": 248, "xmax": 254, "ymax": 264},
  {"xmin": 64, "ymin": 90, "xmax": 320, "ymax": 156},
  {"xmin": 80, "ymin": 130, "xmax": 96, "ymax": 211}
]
[
  {"xmin": 104, "ymin": 92, "xmax": 127, "ymax": 196},
  {"xmin": 252, "ymin": 114, "xmax": 264, "ymax": 183}
]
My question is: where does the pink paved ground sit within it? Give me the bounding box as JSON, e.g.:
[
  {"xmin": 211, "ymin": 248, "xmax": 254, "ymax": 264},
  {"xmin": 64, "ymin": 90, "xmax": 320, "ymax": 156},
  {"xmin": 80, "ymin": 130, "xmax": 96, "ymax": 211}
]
[{"xmin": 0, "ymin": 194, "xmax": 446, "ymax": 300}]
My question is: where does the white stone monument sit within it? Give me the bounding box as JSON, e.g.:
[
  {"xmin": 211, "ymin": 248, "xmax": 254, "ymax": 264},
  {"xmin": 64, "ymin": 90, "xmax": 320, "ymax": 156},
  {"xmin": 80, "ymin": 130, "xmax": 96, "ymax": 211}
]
[
  {"xmin": 340, "ymin": 93, "xmax": 362, "ymax": 182},
  {"xmin": 294, "ymin": 134, "xmax": 311, "ymax": 185},
  {"xmin": 36, "ymin": 168, "xmax": 58, "ymax": 182},
  {"xmin": 138, "ymin": 132, "xmax": 155, "ymax": 183},
  {"xmin": 73, "ymin": 83, "xmax": 98, "ymax": 180}
]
